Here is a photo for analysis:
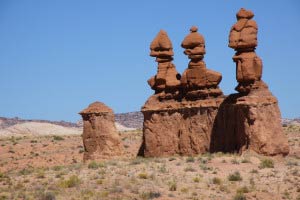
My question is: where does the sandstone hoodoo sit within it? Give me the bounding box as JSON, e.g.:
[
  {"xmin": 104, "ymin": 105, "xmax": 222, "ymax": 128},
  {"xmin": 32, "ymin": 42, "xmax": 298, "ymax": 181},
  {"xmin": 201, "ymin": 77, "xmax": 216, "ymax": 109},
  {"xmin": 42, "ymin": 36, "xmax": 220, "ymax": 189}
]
[
  {"xmin": 211, "ymin": 8, "xmax": 289, "ymax": 156},
  {"xmin": 181, "ymin": 26, "xmax": 223, "ymax": 100},
  {"xmin": 79, "ymin": 101, "xmax": 124, "ymax": 161},
  {"xmin": 148, "ymin": 30, "xmax": 181, "ymax": 100},
  {"xmin": 228, "ymin": 8, "xmax": 263, "ymax": 93},
  {"xmin": 140, "ymin": 28, "xmax": 224, "ymax": 157}
]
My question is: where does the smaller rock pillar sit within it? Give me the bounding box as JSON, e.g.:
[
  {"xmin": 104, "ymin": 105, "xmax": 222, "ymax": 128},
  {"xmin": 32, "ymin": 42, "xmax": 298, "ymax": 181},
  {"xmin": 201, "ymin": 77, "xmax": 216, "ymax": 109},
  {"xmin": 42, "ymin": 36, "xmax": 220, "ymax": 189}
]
[{"xmin": 79, "ymin": 101, "xmax": 124, "ymax": 161}]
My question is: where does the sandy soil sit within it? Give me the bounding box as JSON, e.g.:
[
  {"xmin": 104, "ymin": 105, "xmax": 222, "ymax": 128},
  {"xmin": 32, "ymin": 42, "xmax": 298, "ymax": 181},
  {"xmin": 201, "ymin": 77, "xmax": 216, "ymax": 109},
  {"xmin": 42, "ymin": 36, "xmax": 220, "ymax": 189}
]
[{"xmin": 0, "ymin": 128, "xmax": 299, "ymax": 200}]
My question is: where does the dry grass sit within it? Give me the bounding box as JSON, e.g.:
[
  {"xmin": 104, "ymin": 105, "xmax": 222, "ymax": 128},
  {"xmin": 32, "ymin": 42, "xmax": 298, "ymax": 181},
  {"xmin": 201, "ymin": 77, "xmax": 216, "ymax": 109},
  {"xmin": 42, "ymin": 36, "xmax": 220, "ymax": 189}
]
[{"xmin": 0, "ymin": 129, "xmax": 299, "ymax": 199}]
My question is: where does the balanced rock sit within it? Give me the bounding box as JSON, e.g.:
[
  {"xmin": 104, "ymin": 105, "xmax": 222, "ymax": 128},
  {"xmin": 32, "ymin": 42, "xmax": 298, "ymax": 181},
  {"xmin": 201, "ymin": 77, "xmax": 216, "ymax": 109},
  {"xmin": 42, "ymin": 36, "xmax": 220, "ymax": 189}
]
[
  {"xmin": 139, "ymin": 27, "xmax": 224, "ymax": 157},
  {"xmin": 79, "ymin": 102, "xmax": 124, "ymax": 161},
  {"xmin": 181, "ymin": 26, "xmax": 223, "ymax": 100},
  {"xmin": 211, "ymin": 8, "xmax": 289, "ymax": 156},
  {"xmin": 229, "ymin": 8, "xmax": 263, "ymax": 93},
  {"xmin": 148, "ymin": 30, "xmax": 181, "ymax": 100}
]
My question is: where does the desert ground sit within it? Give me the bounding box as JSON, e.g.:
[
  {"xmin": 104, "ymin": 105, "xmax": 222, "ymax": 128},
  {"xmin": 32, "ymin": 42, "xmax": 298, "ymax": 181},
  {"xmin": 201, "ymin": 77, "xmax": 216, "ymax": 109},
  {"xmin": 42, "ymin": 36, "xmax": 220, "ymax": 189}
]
[{"xmin": 0, "ymin": 125, "xmax": 299, "ymax": 200}]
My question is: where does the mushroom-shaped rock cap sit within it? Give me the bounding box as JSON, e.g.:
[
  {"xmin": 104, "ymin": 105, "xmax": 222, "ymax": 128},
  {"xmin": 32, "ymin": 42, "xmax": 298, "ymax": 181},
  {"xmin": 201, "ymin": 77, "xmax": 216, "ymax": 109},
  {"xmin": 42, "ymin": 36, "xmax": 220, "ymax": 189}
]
[
  {"xmin": 181, "ymin": 26, "xmax": 205, "ymax": 48},
  {"xmin": 236, "ymin": 8, "xmax": 254, "ymax": 19},
  {"xmin": 150, "ymin": 30, "xmax": 173, "ymax": 50},
  {"xmin": 79, "ymin": 101, "xmax": 113, "ymax": 115}
]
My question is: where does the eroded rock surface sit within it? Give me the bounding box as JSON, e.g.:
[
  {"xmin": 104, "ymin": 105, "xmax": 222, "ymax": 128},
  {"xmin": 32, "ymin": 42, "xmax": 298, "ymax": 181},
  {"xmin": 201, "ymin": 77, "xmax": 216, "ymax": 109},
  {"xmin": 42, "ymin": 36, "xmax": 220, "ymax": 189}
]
[
  {"xmin": 229, "ymin": 8, "xmax": 263, "ymax": 93},
  {"xmin": 148, "ymin": 30, "xmax": 181, "ymax": 100},
  {"xmin": 140, "ymin": 28, "xmax": 224, "ymax": 157},
  {"xmin": 79, "ymin": 102, "xmax": 123, "ymax": 161},
  {"xmin": 181, "ymin": 26, "xmax": 223, "ymax": 100},
  {"xmin": 214, "ymin": 8, "xmax": 289, "ymax": 156}
]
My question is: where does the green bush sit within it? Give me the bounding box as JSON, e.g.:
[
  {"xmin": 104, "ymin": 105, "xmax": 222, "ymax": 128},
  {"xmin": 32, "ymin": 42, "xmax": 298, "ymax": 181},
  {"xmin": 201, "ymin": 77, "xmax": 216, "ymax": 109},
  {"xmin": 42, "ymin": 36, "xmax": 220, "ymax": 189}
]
[
  {"xmin": 212, "ymin": 177, "xmax": 222, "ymax": 185},
  {"xmin": 59, "ymin": 175, "xmax": 81, "ymax": 188},
  {"xmin": 186, "ymin": 157, "xmax": 195, "ymax": 163},
  {"xmin": 53, "ymin": 136, "xmax": 64, "ymax": 141},
  {"xmin": 228, "ymin": 171, "xmax": 243, "ymax": 181},
  {"xmin": 259, "ymin": 158, "xmax": 274, "ymax": 169}
]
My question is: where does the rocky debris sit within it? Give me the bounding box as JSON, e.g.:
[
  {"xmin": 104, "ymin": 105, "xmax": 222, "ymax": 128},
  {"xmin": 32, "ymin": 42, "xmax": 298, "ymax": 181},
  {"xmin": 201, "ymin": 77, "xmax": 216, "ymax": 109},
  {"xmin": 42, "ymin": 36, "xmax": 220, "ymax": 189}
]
[
  {"xmin": 181, "ymin": 26, "xmax": 223, "ymax": 100},
  {"xmin": 147, "ymin": 30, "xmax": 181, "ymax": 100},
  {"xmin": 229, "ymin": 8, "xmax": 263, "ymax": 93},
  {"xmin": 212, "ymin": 8, "xmax": 289, "ymax": 156},
  {"xmin": 79, "ymin": 102, "xmax": 124, "ymax": 161}
]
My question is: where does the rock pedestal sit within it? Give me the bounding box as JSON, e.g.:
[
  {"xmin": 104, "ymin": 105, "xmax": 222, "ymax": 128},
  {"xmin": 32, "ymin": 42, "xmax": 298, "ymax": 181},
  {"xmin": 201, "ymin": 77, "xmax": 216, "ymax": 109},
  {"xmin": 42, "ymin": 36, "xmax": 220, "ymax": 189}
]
[
  {"xmin": 79, "ymin": 102, "xmax": 124, "ymax": 161},
  {"xmin": 139, "ymin": 28, "xmax": 224, "ymax": 157},
  {"xmin": 140, "ymin": 96, "xmax": 223, "ymax": 157},
  {"xmin": 211, "ymin": 87, "xmax": 289, "ymax": 155},
  {"xmin": 215, "ymin": 8, "xmax": 289, "ymax": 156}
]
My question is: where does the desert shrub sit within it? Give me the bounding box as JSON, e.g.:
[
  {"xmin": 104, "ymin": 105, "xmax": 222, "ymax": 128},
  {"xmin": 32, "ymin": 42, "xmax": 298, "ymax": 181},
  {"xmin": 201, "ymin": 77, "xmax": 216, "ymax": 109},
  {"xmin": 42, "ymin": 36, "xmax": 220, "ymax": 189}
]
[
  {"xmin": 181, "ymin": 187, "xmax": 189, "ymax": 193},
  {"xmin": 168, "ymin": 180, "xmax": 177, "ymax": 191},
  {"xmin": 59, "ymin": 175, "xmax": 81, "ymax": 188},
  {"xmin": 88, "ymin": 161, "xmax": 100, "ymax": 169},
  {"xmin": 159, "ymin": 164, "xmax": 167, "ymax": 173},
  {"xmin": 231, "ymin": 158, "xmax": 240, "ymax": 164},
  {"xmin": 184, "ymin": 166, "xmax": 196, "ymax": 172},
  {"xmin": 138, "ymin": 173, "xmax": 148, "ymax": 179},
  {"xmin": 40, "ymin": 191, "xmax": 56, "ymax": 200},
  {"xmin": 259, "ymin": 158, "xmax": 274, "ymax": 169},
  {"xmin": 52, "ymin": 165, "xmax": 64, "ymax": 171},
  {"xmin": 53, "ymin": 136, "xmax": 64, "ymax": 141},
  {"xmin": 233, "ymin": 192, "xmax": 246, "ymax": 200},
  {"xmin": 212, "ymin": 177, "xmax": 222, "ymax": 185},
  {"xmin": 139, "ymin": 191, "xmax": 161, "ymax": 199},
  {"xmin": 236, "ymin": 186, "xmax": 250, "ymax": 194},
  {"xmin": 19, "ymin": 167, "xmax": 34, "ymax": 175},
  {"xmin": 186, "ymin": 157, "xmax": 195, "ymax": 163},
  {"xmin": 228, "ymin": 171, "xmax": 243, "ymax": 181},
  {"xmin": 193, "ymin": 177, "xmax": 200, "ymax": 183}
]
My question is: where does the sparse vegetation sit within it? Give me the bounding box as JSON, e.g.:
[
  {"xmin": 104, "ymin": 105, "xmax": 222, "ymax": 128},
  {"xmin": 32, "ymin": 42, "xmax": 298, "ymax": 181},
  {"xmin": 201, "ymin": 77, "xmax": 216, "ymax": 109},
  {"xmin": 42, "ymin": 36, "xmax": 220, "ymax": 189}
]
[
  {"xmin": 0, "ymin": 129, "xmax": 299, "ymax": 199},
  {"xmin": 53, "ymin": 135, "xmax": 64, "ymax": 141},
  {"xmin": 59, "ymin": 175, "xmax": 81, "ymax": 188},
  {"xmin": 228, "ymin": 171, "xmax": 243, "ymax": 181},
  {"xmin": 259, "ymin": 158, "xmax": 274, "ymax": 169}
]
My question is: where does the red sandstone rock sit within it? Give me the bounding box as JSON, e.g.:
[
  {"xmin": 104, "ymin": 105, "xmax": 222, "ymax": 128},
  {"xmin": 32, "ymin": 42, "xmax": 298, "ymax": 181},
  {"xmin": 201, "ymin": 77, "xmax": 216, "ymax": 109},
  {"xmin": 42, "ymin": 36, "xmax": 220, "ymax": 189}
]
[
  {"xmin": 229, "ymin": 8, "xmax": 262, "ymax": 93},
  {"xmin": 217, "ymin": 8, "xmax": 290, "ymax": 156},
  {"xmin": 211, "ymin": 87, "xmax": 289, "ymax": 156},
  {"xmin": 148, "ymin": 30, "xmax": 181, "ymax": 100},
  {"xmin": 140, "ymin": 94, "xmax": 224, "ymax": 157},
  {"xmin": 181, "ymin": 26, "xmax": 222, "ymax": 100},
  {"xmin": 79, "ymin": 102, "xmax": 124, "ymax": 161}
]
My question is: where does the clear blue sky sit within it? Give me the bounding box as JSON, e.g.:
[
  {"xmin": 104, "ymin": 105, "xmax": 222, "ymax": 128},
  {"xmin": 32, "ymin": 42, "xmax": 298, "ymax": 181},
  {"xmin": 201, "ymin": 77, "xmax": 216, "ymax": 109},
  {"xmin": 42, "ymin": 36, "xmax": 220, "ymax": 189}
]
[{"xmin": 0, "ymin": 1, "xmax": 299, "ymax": 122}]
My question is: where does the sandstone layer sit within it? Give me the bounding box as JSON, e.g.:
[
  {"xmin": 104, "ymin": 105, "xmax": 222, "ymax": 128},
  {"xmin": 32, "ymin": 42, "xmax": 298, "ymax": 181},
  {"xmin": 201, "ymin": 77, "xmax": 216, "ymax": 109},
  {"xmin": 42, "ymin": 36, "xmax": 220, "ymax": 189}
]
[
  {"xmin": 211, "ymin": 86, "xmax": 289, "ymax": 156},
  {"xmin": 222, "ymin": 8, "xmax": 289, "ymax": 155},
  {"xmin": 139, "ymin": 95, "xmax": 224, "ymax": 157},
  {"xmin": 79, "ymin": 102, "xmax": 123, "ymax": 161}
]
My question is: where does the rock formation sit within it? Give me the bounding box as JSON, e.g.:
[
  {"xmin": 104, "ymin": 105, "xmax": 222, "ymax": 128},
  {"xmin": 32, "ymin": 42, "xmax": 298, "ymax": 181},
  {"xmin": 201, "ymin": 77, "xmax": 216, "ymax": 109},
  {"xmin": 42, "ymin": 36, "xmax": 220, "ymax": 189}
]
[
  {"xmin": 228, "ymin": 8, "xmax": 263, "ymax": 93},
  {"xmin": 79, "ymin": 102, "xmax": 124, "ymax": 161},
  {"xmin": 181, "ymin": 26, "xmax": 223, "ymax": 99},
  {"xmin": 211, "ymin": 8, "xmax": 289, "ymax": 156},
  {"xmin": 139, "ymin": 28, "xmax": 224, "ymax": 157},
  {"xmin": 147, "ymin": 30, "xmax": 181, "ymax": 100}
]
